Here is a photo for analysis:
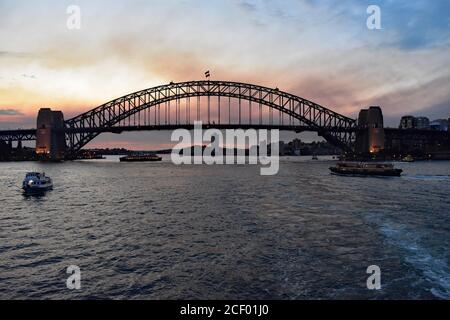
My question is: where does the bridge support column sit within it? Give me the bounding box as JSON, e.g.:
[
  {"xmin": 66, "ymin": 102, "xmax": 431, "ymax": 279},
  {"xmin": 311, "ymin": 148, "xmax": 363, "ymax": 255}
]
[
  {"xmin": 355, "ymin": 106, "xmax": 385, "ymax": 156},
  {"xmin": 0, "ymin": 140, "xmax": 11, "ymax": 160},
  {"xmin": 36, "ymin": 108, "xmax": 66, "ymax": 160}
]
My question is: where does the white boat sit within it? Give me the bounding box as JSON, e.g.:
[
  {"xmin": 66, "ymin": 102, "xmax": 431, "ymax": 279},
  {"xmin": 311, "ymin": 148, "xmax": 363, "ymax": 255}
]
[{"xmin": 22, "ymin": 172, "xmax": 53, "ymax": 193}]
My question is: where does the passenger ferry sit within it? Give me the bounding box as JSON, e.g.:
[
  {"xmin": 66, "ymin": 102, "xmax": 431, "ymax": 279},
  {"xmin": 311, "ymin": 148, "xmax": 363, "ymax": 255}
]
[
  {"xmin": 330, "ymin": 162, "xmax": 403, "ymax": 177},
  {"xmin": 401, "ymin": 155, "xmax": 415, "ymax": 162},
  {"xmin": 120, "ymin": 153, "xmax": 162, "ymax": 162},
  {"xmin": 22, "ymin": 172, "xmax": 53, "ymax": 192}
]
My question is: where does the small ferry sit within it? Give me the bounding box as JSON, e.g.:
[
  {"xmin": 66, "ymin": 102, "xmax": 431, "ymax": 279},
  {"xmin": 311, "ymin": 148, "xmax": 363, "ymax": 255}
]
[
  {"xmin": 120, "ymin": 153, "xmax": 162, "ymax": 162},
  {"xmin": 22, "ymin": 172, "xmax": 53, "ymax": 192},
  {"xmin": 401, "ymin": 155, "xmax": 415, "ymax": 162},
  {"xmin": 330, "ymin": 162, "xmax": 403, "ymax": 177}
]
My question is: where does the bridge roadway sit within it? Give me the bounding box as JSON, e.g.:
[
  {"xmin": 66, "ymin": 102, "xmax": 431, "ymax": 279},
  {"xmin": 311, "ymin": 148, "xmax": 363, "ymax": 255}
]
[
  {"xmin": 0, "ymin": 129, "xmax": 36, "ymax": 141},
  {"xmin": 2, "ymin": 126, "xmax": 449, "ymax": 143},
  {"xmin": 0, "ymin": 124, "xmax": 357, "ymax": 142}
]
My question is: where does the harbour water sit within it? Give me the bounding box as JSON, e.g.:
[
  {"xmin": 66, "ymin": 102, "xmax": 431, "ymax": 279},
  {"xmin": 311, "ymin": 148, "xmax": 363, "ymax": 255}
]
[{"xmin": 0, "ymin": 156, "xmax": 449, "ymax": 299}]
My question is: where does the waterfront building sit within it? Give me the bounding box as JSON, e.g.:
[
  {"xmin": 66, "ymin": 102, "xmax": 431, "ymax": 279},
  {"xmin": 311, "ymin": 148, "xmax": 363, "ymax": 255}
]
[
  {"xmin": 291, "ymin": 139, "xmax": 302, "ymax": 156},
  {"xmin": 399, "ymin": 116, "xmax": 430, "ymax": 130},
  {"xmin": 399, "ymin": 116, "xmax": 416, "ymax": 129},
  {"xmin": 430, "ymin": 119, "xmax": 449, "ymax": 131},
  {"xmin": 415, "ymin": 117, "xmax": 430, "ymax": 129},
  {"xmin": 279, "ymin": 141, "xmax": 286, "ymax": 156}
]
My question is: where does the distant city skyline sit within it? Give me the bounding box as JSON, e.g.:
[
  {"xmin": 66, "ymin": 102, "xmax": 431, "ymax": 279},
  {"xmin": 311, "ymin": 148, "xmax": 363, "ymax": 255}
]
[{"xmin": 1, "ymin": 0, "xmax": 450, "ymax": 149}]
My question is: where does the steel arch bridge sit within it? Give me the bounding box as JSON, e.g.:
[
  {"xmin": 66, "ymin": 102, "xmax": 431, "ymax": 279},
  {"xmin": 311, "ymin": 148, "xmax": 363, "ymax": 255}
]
[{"xmin": 64, "ymin": 80, "xmax": 357, "ymax": 158}]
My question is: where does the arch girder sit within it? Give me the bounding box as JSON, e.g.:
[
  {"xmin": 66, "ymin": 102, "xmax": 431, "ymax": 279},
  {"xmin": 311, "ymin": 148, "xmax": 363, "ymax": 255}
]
[{"xmin": 65, "ymin": 81, "xmax": 356, "ymax": 157}]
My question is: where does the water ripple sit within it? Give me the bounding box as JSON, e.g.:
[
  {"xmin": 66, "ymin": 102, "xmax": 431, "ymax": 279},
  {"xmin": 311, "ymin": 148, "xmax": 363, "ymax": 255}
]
[{"xmin": 0, "ymin": 157, "xmax": 449, "ymax": 299}]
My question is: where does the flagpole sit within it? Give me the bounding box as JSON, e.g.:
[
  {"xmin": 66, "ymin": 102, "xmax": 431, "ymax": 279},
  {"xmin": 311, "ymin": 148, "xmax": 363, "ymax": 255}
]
[{"xmin": 205, "ymin": 71, "xmax": 211, "ymax": 124}]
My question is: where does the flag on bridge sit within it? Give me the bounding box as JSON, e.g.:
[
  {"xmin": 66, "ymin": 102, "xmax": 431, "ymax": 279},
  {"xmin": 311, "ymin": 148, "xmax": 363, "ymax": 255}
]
[{"xmin": 205, "ymin": 71, "xmax": 210, "ymax": 79}]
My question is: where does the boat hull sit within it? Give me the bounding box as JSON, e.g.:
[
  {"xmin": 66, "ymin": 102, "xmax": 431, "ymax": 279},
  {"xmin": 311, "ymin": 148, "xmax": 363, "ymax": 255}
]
[
  {"xmin": 119, "ymin": 157, "xmax": 162, "ymax": 162},
  {"xmin": 22, "ymin": 185, "xmax": 53, "ymax": 193},
  {"xmin": 330, "ymin": 167, "xmax": 402, "ymax": 177}
]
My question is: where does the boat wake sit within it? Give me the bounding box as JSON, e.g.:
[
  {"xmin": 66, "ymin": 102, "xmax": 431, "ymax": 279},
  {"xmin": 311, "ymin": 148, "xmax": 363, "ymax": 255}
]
[
  {"xmin": 402, "ymin": 174, "xmax": 450, "ymax": 182},
  {"xmin": 379, "ymin": 223, "xmax": 450, "ymax": 299}
]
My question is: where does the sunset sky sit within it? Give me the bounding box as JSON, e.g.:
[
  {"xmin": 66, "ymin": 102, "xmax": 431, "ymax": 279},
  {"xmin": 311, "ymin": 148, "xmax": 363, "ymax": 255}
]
[{"xmin": 1, "ymin": 0, "xmax": 450, "ymax": 149}]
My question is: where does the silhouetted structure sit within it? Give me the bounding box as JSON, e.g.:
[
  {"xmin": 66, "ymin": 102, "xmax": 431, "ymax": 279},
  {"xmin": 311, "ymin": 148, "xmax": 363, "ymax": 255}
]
[
  {"xmin": 355, "ymin": 106, "xmax": 385, "ymax": 155},
  {"xmin": 0, "ymin": 81, "xmax": 359, "ymax": 159},
  {"xmin": 415, "ymin": 117, "xmax": 430, "ymax": 130},
  {"xmin": 36, "ymin": 108, "xmax": 66, "ymax": 160},
  {"xmin": 430, "ymin": 119, "xmax": 449, "ymax": 131},
  {"xmin": 0, "ymin": 140, "xmax": 11, "ymax": 161},
  {"xmin": 385, "ymin": 128, "xmax": 450, "ymax": 159},
  {"xmin": 1, "ymin": 81, "xmax": 449, "ymax": 160},
  {"xmin": 399, "ymin": 116, "xmax": 416, "ymax": 129}
]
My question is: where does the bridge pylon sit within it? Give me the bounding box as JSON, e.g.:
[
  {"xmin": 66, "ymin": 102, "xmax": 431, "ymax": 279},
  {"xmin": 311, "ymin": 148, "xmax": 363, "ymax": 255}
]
[
  {"xmin": 36, "ymin": 108, "xmax": 67, "ymax": 160},
  {"xmin": 355, "ymin": 106, "xmax": 385, "ymax": 156}
]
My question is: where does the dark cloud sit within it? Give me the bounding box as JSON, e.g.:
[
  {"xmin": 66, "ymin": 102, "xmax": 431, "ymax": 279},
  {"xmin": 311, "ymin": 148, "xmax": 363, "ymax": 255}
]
[
  {"xmin": 353, "ymin": 75, "xmax": 450, "ymax": 126},
  {"xmin": 0, "ymin": 109, "xmax": 23, "ymax": 116},
  {"xmin": 283, "ymin": 70, "xmax": 450, "ymax": 127},
  {"xmin": 415, "ymin": 99, "xmax": 450, "ymax": 121},
  {"xmin": 285, "ymin": 74, "xmax": 364, "ymax": 116}
]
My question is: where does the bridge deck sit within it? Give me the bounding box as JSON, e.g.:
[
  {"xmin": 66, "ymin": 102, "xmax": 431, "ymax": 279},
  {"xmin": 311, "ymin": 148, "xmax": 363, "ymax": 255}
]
[
  {"xmin": 0, "ymin": 129, "xmax": 37, "ymax": 141},
  {"xmin": 0, "ymin": 124, "xmax": 356, "ymax": 142},
  {"xmin": 2, "ymin": 126, "xmax": 448, "ymax": 142}
]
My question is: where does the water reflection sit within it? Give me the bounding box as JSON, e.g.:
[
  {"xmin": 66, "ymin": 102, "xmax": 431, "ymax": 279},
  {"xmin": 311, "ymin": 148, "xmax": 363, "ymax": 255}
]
[{"xmin": 22, "ymin": 189, "xmax": 51, "ymax": 199}]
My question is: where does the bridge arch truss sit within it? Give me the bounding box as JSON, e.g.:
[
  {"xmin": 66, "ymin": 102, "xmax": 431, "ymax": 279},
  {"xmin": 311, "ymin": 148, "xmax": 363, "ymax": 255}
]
[{"xmin": 65, "ymin": 80, "xmax": 357, "ymax": 157}]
